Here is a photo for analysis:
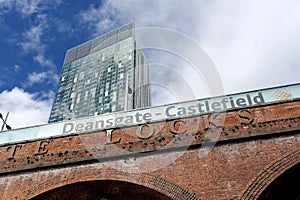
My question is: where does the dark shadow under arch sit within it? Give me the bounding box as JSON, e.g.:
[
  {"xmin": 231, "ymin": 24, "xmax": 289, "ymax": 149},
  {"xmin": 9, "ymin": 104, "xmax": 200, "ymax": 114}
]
[
  {"xmin": 240, "ymin": 150, "xmax": 300, "ymax": 199},
  {"xmin": 30, "ymin": 180, "xmax": 173, "ymax": 200},
  {"xmin": 258, "ymin": 163, "xmax": 300, "ymax": 200}
]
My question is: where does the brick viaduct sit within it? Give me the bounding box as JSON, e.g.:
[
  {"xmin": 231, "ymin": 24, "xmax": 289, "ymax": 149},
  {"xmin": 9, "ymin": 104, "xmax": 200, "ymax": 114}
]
[{"xmin": 0, "ymin": 99, "xmax": 299, "ymax": 199}]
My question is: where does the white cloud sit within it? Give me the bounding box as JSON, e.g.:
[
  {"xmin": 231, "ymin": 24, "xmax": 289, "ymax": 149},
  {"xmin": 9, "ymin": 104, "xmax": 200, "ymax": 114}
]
[
  {"xmin": 0, "ymin": 0, "xmax": 13, "ymax": 14},
  {"xmin": 199, "ymin": 0, "xmax": 300, "ymax": 92},
  {"xmin": 0, "ymin": 87, "xmax": 53, "ymax": 129},
  {"xmin": 20, "ymin": 25, "xmax": 45, "ymax": 53},
  {"xmin": 19, "ymin": 14, "xmax": 48, "ymax": 53},
  {"xmin": 13, "ymin": 64, "xmax": 21, "ymax": 72},
  {"xmin": 25, "ymin": 71, "xmax": 59, "ymax": 87},
  {"xmin": 150, "ymin": 64, "xmax": 200, "ymax": 106},
  {"xmin": 26, "ymin": 72, "xmax": 48, "ymax": 86},
  {"xmin": 54, "ymin": 19, "xmax": 73, "ymax": 34},
  {"xmin": 34, "ymin": 54, "xmax": 55, "ymax": 68},
  {"xmin": 15, "ymin": 0, "xmax": 41, "ymax": 15},
  {"xmin": 79, "ymin": 0, "xmax": 205, "ymax": 35},
  {"xmin": 0, "ymin": 0, "xmax": 62, "ymax": 16},
  {"xmin": 80, "ymin": 2, "xmax": 116, "ymax": 34}
]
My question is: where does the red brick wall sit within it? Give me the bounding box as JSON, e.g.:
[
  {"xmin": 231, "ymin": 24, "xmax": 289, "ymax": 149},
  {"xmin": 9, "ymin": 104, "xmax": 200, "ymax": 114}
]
[{"xmin": 0, "ymin": 100, "xmax": 299, "ymax": 200}]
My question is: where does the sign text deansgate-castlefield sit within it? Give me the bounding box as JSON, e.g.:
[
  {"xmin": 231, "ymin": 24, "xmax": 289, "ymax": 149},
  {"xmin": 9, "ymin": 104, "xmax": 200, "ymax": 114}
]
[{"xmin": 62, "ymin": 92, "xmax": 264, "ymax": 134}]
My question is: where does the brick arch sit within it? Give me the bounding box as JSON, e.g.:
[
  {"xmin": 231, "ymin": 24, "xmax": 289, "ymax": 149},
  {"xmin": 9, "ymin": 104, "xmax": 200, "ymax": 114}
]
[
  {"xmin": 25, "ymin": 167, "xmax": 199, "ymax": 200},
  {"xmin": 240, "ymin": 150, "xmax": 300, "ymax": 200},
  {"xmin": 29, "ymin": 180, "xmax": 173, "ymax": 200}
]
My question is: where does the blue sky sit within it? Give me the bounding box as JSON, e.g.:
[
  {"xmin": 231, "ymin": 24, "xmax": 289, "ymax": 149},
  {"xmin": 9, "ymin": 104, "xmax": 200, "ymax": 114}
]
[{"xmin": 0, "ymin": 0, "xmax": 299, "ymax": 129}]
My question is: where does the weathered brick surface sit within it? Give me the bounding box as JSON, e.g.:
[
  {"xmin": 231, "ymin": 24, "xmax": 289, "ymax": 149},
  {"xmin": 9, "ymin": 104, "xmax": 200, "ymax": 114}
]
[{"xmin": 0, "ymin": 100, "xmax": 299, "ymax": 199}]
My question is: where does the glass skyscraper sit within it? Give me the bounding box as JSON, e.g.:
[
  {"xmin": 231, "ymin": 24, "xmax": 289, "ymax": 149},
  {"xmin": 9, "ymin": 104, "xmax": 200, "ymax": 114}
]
[{"xmin": 48, "ymin": 23, "xmax": 150, "ymax": 123}]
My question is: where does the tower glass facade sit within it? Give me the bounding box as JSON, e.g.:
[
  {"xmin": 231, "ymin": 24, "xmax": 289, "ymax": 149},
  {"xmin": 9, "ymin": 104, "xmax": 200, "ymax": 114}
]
[{"xmin": 48, "ymin": 23, "xmax": 150, "ymax": 123}]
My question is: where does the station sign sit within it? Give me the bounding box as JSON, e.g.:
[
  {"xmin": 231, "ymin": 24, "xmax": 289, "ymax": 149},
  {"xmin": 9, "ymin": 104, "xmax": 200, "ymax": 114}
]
[{"xmin": 0, "ymin": 83, "xmax": 299, "ymax": 145}]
